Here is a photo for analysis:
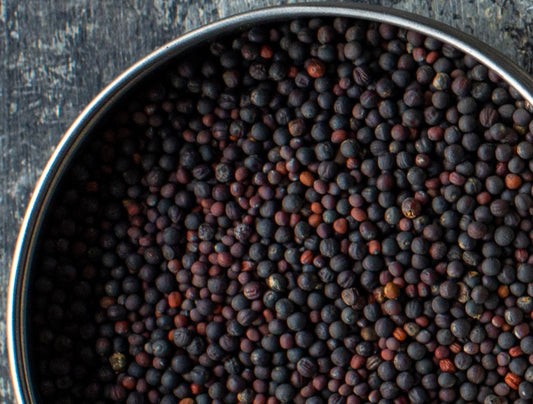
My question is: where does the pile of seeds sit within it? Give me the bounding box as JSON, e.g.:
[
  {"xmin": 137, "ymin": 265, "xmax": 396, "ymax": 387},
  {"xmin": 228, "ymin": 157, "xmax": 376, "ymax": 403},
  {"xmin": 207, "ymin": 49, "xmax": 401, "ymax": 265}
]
[{"xmin": 29, "ymin": 16, "xmax": 533, "ymax": 404}]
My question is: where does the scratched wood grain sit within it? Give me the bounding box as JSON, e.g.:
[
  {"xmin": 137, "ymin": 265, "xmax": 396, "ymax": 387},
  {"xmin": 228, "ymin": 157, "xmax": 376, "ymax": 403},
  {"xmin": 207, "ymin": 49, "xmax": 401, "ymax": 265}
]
[{"xmin": 1, "ymin": 0, "xmax": 532, "ymax": 401}]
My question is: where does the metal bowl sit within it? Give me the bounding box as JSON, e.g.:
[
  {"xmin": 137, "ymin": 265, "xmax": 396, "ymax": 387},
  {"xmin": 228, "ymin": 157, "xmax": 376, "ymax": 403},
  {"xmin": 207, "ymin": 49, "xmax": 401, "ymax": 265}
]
[{"xmin": 8, "ymin": 3, "xmax": 533, "ymax": 403}]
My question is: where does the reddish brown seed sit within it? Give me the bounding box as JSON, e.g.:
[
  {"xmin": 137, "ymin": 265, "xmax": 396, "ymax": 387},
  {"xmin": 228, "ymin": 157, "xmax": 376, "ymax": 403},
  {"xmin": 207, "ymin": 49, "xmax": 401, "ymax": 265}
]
[
  {"xmin": 367, "ymin": 240, "xmax": 381, "ymax": 255},
  {"xmin": 310, "ymin": 202, "xmax": 323, "ymax": 214},
  {"xmin": 345, "ymin": 157, "xmax": 357, "ymax": 169},
  {"xmin": 196, "ymin": 322, "xmax": 207, "ymax": 335},
  {"xmin": 260, "ymin": 45, "xmax": 273, "ymax": 58},
  {"xmin": 393, "ymin": 398, "xmax": 409, "ymax": 404},
  {"xmin": 505, "ymin": 173, "xmax": 522, "ymax": 189},
  {"xmin": 114, "ymin": 321, "xmax": 129, "ymax": 335},
  {"xmin": 275, "ymin": 161, "xmax": 287, "ymax": 175},
  {"xmin": 300, "ymin": 385, "xmax": 315, "ymax": 398},
  {"xmin": 262, "ymin": 309, "xmax": 274, "ymax": 322},
  {"xmin": 509, "ymin": 346, "xmax": 523, "ymax": 357},
  {"xmin": 439, "ymin": 171, "xmax": 450, "ymax": 185},
  {"xmin": 99, "ymin": 297, "xmax": 115, "ymax": 309},
  {"xmin": 464, "ymin": 342, "xmax": 479, "ymax": 355},
  {"xmin": 476, "ymin": 191, "xmax": 491, "ymax": 205},
  {"xmin": 496, "ymin": 162, "xmax": 508, "ymax": 176},
  {"xmin": 288, "ymin": 66, "xmax": 298, "ymax": 78},
  {"xmin": 435, "ymin": 346, "xmax": 449, "ymax": 359},
  {"xmin": 417, "ymin": 283, "xmax": 430, "ymax": 297},
  {"xmin": 135, "ymin": 352, "xmax": 152, "ymax": 367},
  {"xmin": 401, "ymin": 197, "xmax": 421, "ymax": 218},
  {"xmin": 426, "ymin": 50, "xmax": 439, "ymax": 64},
  {"xmin": 168, "ymin": 291, "xmax": 182, "ymax": 308},
  {"xmin": 505, "ymin": 373, "xmax": 521, "ymax": 390},
  {"xmin": 384, "ymin": 282, "xmax": 400, "ymax": 299},
  {"xmin": 235, "ymin": 167, "xmax": 249, "ymax": 181},
  {"xmin": 450, "ymin": 343, "xmax": 462, "ymax": 354},
  {"xmin": 338, "ymin": 383, "xmax": 352, "ymax": 396},
  {"xmin": 300, "ymin": 171, "xmax": 314, "ymax": 187},
  {"xmin": 122, "ymin": 375, "xmax": 136, "ymax": 390},
  {"xmin": 381, "ymin": 349, "xmax": 395, "ymax": 361},
  {"xmin": 350, "ymin": 355, "xmax": 365, "ymax": 370},
  {"xmin": 515, "ymin": 249, "xmax": 528, "ymax": 262},
  {"xmin": 305, "ymin": 58, "xmax": 326, "ymax": 78},
  {"xmin": 415, "ymin": 154, "xmax": 430, "ymax": 168},
  {"xmin": 351, "ymin": 208, "xmax": 367, "ymax": 222},
  {"xmin": 439, "ymin": 359, "xmax": 455, "ymax": 372},
  {"xmin": 412, "ymin": 47, "xmax": 426, "ymax": 62},
  {"xmin": 498, "ymin": 285, "xmax": 510, "ymax": 298},
  {"xmin": 308, "ymin": 214, "xmax": 321, "ymax": 227},
  {"xmin": 427, "ymin": 126, "xmax": 443, "ymax": 141},
  {"xmin": 86, "ymin": 181, "xmax": 99, "ymax": 192},
  {"xmin": 242, "ymin": 261, "xmax": 254, "ymax": 272},
  {"xmin": 333, "ymin": 218, "xmax": 348, "ymax": 234},
  {"xmin": 448, "ymin": 172, "xmax": 465, "ymax": 186},
  {"xmin": 280, "ymin": 333, "xmax": 294, "ymax": 349},
  {"xmin": 492, "ymin": 316, "xmax": 505, "ymax": 328},
  {"xmin": 243, "ymin": 282, "xmax": 261, "ymax": 300},
  {"xmin": 425, "ymin": 178, "xmax": 440, "ymax": 190},
  {"xmin": 300, "ymin": 250, "xmax": 313, "ymax": 265},
  {"xmin": 331, "ymin": 129, "xmax": 348, "ymax": 143},
  {"xmin": 313, "ymin": 375, "xmax": 328, "ymax": 390},
  {"xmin": 174, "ymin": 314, "xmax": 187, "ymax": 328},
  {"xmin": 393, "ymin": 328, "xmax": 407, "ymax": 341},
  {"xmin": 333, "ymin": 84, "xmax": 344, "ymax": 96},
  {"xmin": 398, "ymin": 218, "xmax": 413, "ymax": 231},
  {"xmin": 514, "ymin": 323, "xmax": 530, "ymax": 339}
]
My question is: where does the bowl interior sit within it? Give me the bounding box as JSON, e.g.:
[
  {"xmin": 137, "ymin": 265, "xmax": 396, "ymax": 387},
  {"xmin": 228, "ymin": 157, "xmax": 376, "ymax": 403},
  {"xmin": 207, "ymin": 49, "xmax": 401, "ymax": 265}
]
[{"xmin": 9, "ymin": 4, "xmax": 533, "ymax": 403}]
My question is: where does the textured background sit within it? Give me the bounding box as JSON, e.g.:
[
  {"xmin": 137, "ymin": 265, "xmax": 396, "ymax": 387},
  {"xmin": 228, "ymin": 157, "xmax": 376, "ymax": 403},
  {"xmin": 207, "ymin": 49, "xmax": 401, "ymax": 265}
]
[{"xmin": 1, "ymin": 0, "xmax": 533, "ymax": 401}]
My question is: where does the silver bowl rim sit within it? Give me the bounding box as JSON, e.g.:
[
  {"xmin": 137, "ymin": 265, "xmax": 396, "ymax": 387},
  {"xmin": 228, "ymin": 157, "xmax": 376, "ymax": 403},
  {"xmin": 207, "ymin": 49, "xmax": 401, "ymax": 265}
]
[{"xmin": 8, "ymin": 3, "xmax": 533, "ymax": 403}]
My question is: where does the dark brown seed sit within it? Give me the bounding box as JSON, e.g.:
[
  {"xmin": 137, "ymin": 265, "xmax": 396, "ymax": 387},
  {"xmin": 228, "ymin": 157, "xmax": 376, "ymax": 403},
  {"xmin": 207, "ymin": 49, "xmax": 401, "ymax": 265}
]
[
  {"xmin": 466, "ymin": 222, "xmax": 487, "ymax": 239},
  {"xmin": 341, "ymin": 288, "xmax": 362, "ymax": 308},
  {"xmin": 243, "ymin": 282, "xmax": 262, "ymax": 300}
]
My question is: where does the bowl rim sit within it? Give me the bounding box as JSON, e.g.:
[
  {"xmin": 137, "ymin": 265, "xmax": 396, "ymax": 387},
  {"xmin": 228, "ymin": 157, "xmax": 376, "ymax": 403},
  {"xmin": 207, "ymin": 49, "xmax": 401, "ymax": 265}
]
[{"xmin": 8, "ymin": 3, "xmax": 533, "ymax": 403}]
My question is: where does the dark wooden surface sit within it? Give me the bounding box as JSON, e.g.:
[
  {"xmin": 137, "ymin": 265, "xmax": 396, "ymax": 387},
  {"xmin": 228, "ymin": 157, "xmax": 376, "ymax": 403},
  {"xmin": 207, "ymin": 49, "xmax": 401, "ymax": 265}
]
[{"xmin": 1, "ymin": 0, "xmax": 532, "ymax": 401}]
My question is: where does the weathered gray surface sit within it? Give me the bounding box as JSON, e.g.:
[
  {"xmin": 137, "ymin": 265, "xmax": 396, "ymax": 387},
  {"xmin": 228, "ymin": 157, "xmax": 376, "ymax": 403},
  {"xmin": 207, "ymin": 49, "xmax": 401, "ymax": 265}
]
[{"xmin": 1, "ymin": 0, "xmax": 532, "ymax": 401}]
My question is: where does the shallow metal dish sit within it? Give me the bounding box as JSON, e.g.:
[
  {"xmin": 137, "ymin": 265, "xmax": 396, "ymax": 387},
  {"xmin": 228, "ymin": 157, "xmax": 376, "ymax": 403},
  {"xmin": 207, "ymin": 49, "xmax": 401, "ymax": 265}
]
[{"xmin": 8, "ymin": 3, "xmax": 533, "ymax": 403}]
